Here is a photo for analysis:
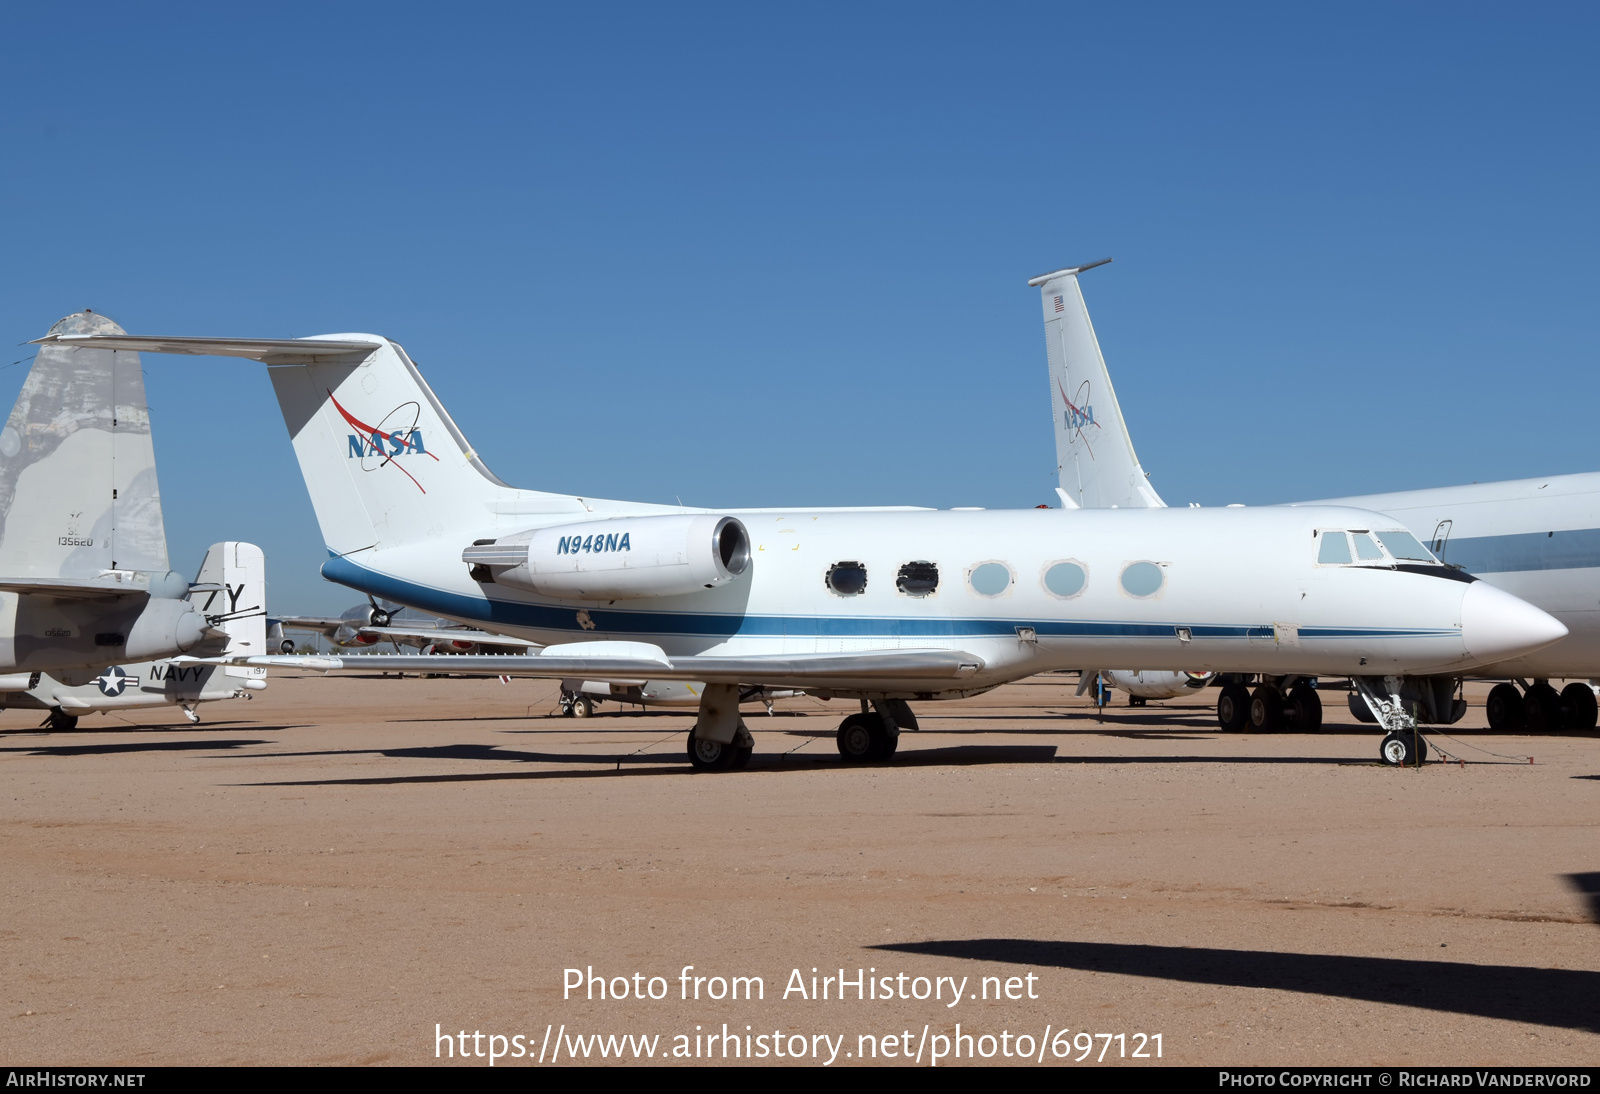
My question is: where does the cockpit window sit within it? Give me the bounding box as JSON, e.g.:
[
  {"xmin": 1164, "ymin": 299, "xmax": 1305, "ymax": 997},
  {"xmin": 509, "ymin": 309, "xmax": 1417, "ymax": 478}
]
[
  {"xmin": 1317, "ymin": 531, "xmax": 1352, "ymax": 564},
  {"xmin": 1352, "ymin": 533, "xmax": 1385, "ymax": 561},
  {"xmin": 1375, "ymin": 530, "xmax": 1436, "ymax": 562}
]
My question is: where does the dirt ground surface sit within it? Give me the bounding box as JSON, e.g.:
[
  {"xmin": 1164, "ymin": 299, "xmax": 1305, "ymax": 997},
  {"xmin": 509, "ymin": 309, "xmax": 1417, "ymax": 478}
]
[{"xmin": 1, "ymin": 673, "xmax": 1596, "ymax": 1068}]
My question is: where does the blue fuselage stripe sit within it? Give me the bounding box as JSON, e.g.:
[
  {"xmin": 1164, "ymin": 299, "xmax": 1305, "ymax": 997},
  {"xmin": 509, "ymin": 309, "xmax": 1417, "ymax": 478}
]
[{"xmin": 323, "ymin": 556, "xmax": 1456, "ymax": 644}]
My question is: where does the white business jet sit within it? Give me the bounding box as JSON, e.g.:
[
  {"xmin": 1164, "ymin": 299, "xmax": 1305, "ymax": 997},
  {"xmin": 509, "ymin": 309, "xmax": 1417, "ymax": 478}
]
[
  {"xmin": 34, "ymin": 322, "xmax": 1564, "ymax": 770},
  {"xmin": 0, "ymin": 313, "xmax": 264, "ymax": 728},
  {"xmin": 1032, "ymin": 262, "xmax": 1600, "ymax": 741}
]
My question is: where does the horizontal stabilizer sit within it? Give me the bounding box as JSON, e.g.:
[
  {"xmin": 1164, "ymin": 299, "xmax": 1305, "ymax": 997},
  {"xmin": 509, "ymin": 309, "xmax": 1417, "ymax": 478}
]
[
  {"xmin": 205, "ymin": 647, "xmax": 986, "ymax": 688},
  {"xmin": 31, "ymin": 334, "xmax": 380, "ymax": 365},
  {"xmin": 0, "ymin": 575, "xmax": 146, "ymax": 598}
]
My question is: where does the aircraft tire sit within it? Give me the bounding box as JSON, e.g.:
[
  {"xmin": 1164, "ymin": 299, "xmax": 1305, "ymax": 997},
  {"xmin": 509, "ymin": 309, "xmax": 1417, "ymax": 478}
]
[
  {"xmin": 1288, "ymin": 685, "xmax": 1323, "ymax": 732},
  {"xmin": 1379, "ymin": 730, "xmax": 1427, "ymax": 767},
  {"xmin": 1217, "ymin": 685, "xmax": 1251, "ymax": 731},
  {"xmin": 1129, "ymin": 695, "xmax": 1147, "ymax": 707},
  {"xmin": 572, "ymin": 695, "xmax": 594, "ymax": 718},
  {"xmin": 1560, "ymin": 682, "xmax": 1598, "ymax": 729},
  {"xmin": 836, "ymin": 713, "xmax": 882, "ymax": 762},
  {"xmin": 47, "ymin": 710, "xmax": 77, "ymax": 731},
  {"xmin": 1485, "ymin": 683, "xmax": 1524, "ymax": 731},
  {"xmin": 686, "ymin": 730, "xmax": 738, "ymax": 771},
  {"xmin": 1522, "ymin": 683, "xmax": 1561, "ymax": 733},
  {"xmin": 1248, "ymin": 686, "xmax": 1284, "ymax": 732}
]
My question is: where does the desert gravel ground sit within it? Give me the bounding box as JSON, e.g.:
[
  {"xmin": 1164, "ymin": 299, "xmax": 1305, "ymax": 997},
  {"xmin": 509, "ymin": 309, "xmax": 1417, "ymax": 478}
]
[{"xmin": 1, "ymin": 673, "xmax": 1596, "ymax": 1067}]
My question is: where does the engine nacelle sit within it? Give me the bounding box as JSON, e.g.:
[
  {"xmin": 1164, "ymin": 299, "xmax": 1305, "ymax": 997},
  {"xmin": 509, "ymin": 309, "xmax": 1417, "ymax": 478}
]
[
  {"xmin": 464, "ymin": 515, "xmax": 751, "ymax": 601},
  {"xmin": 124, "ymin": 597, "xmax": 210, "ymax": 661}
]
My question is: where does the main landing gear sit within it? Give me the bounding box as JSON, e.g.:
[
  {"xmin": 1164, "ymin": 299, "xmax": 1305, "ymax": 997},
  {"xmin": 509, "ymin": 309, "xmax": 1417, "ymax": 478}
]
[
  {"xmin": 686, "ymin": 723, "xmax": 753, "ymax": 771},
  {"xmin": 1216, "ymin": 676, "xmax": 1322, "ymax": 733},
  {"xmin": 836, "ymin": 698, "xmax": 916, "ymax": 762},
  {"xmin": 1485, "ymin": 680, "xmax": 1598, "ymax": 732},
  {"xmin": 558, "ymin": 688, "xmax": 595, "ymax": 718},
  {"xmin": 45, "ymin": 709, "xmax": 78, "ymax": 731}
]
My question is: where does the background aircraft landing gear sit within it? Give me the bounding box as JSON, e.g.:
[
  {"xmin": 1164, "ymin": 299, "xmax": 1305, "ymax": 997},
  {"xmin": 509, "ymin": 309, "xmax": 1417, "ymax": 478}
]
[
  {"xmin": 1287, "ymin": 684, "xmax": 1323, "ymax": 732},
  {"xmin": 1522, "ymin": 682, "xmax": 1562, "ymax": 732},
  {"xmin": 1485, "ymin": 683, "xmax": 1523, "ymax": 730},
  {"xmin": 686, "ymin": 722, "xmax": 753, "ymax": 771},
  {"xmin": 1560, "ymin": 682, "xmax": 1598, "ymax": 729},
  {"xmin": 1128, "ymin": 695, "xmax": 1147, "ymax": 708},
  {"xmin": 1379, "ymin": 730, "xmax": 1427, "ymax": 767},
  {"xmin": 1217, "ymin": 683, "xmax": 1251, "ymax": 731},
  {"xmin": 1248, "ymin": 686, "xmax": 1283, "ymax": 731},
  {"xmin": 45, "ymin": 710, "xmax": 77, "ymax": 731},
  {"xmin": 559, "ymin": 689, "xmax": 594, "ymax": 718}
]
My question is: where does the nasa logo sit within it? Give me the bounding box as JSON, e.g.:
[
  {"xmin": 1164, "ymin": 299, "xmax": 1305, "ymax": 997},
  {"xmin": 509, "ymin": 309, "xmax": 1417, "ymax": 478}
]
[
  {"xmin": 330, "ymin": 392, "xmax": 440, "ymax": 493},
  {"xmin": 94, "ymin": 665, "xmax": 139, "ymax": 697},
  {"xmin": 1057, "ymin": 377, "xmax": 1101, "ymax": 457}
]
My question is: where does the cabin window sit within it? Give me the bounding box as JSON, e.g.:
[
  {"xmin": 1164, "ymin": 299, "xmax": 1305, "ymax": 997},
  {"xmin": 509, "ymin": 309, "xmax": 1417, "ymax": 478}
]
[
  {"xmin": 896, "ymin": 561, "xmax": 940, "ymax": 597},
  {"xmin": 1352, "ymin": 533, "xmax": 1385, "ymax": 561},
  {"xmin": 1375, "ymin": 530, "xmax": 1435, "ymax": 562},
  {"xmin": 825, "ymin": 561, "xmax": 868, "ymax": 596},
  {"xmin": 1317, "ymin": 531, "xmax": 1352, "ymax": 564},
  {"xmin": 1120, "ymin": 561, "xmax": 1165, "ymax": 597},
  {"xmin": 967, "ymin": 562, "xmax": 1013, "ymax": 597},
  {"xmin": 1043, "ymin": 561, "xmax": 1087, "ymax": 598}
]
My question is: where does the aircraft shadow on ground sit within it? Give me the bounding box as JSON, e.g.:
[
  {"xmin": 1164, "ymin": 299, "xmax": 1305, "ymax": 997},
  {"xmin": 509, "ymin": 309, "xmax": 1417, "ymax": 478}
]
[
  {"xmin": 0, "ymin": 738, "xmax": 272, "ymax": 757},
  {"xmin": 234, "ymin": 742, "xmax": 1076, "ymax": 787},
  {"xmin": 873, "ymin": 939, "xmax": 1600, "ymax": 1033},
  {"xmin": 1566, "ymin": 873, "xmax": 1600, "ymax": 925}
]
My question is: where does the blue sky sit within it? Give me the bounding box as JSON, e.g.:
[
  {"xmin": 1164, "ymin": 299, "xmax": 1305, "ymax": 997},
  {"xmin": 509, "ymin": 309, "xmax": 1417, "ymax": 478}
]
[{"xmin": 2, "ymin": 3, "xmax": 1595, "ymax": 613}]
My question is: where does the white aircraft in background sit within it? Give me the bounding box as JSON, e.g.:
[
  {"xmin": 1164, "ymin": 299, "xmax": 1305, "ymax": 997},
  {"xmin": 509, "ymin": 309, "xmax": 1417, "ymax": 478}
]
[
  {"xmin": 39, "ymin": 317, "xmax": 1564, "ymax": 770},
  {"xmin": 0, "ymin": 312, "xmax": 263, "ymax": 728},
  {"xmin": 1032, "ymin": 261, "xmax": 1600, "ymax": 739}
]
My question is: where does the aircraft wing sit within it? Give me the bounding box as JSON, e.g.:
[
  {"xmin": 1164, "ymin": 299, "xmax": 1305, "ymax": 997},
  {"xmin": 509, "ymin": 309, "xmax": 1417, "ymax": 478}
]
[
  {"xmin": 0, "ymin": 576, "xmax": 144, "ymax": 599},
  {"xmin": 30, "ymin": 334, "xmax": 380, "ymax": 365},
  {"xmin": 208, "ymin": 645, "xmax": 985, "ymax": 688}
]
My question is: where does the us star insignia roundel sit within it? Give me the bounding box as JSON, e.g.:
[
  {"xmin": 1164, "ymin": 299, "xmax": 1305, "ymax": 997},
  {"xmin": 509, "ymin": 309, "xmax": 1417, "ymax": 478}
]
[{"xmin": 94, "ymin": 665, "xmax": 138, "ymax": 697}]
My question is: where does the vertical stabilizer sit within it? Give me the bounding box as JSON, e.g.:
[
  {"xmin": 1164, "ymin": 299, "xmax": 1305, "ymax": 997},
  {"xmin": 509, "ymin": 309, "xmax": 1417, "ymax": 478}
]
[
  {"xmin": 1030, "ymin": 263, "xmax": 1164, "ymax": 509},
  {"xmin": 266, "ymin": 338, "xmax": 588, "ymax": 556},
  {"xmin": 0, "ymin": 312, "xmax": 169, "ymax": 577},
  {"xmin": 191, "ymin": 542, "xmax": 267, "ymax": 659}
]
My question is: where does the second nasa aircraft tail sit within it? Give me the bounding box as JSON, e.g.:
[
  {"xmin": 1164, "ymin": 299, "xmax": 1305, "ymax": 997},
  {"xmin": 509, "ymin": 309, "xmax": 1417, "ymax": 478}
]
[{"xmin": 1030, "ymin": 260, "xmax": 1164, "ymax": 510}]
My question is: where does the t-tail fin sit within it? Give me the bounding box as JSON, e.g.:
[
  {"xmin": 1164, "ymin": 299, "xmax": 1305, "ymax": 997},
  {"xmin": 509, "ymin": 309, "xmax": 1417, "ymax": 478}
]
[
  {"xmin": 1029, "ymin": 261, "xmax": 1164, "ymax": 509},
  {"xmin": 0, "ymin": 312, "xmax": 170, "ymax": 578}
]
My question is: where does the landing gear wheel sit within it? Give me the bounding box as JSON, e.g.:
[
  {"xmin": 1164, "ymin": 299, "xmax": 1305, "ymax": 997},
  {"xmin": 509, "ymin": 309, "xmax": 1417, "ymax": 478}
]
[
  {"xmin": 1217, "ymin": 684, "xmax": 1251, "ymax": 731},
  {"xmin": 687, "ymin": 730, "xmax": 738, "ymax": 771},
  {"xmin": 836, "ymin": 713, "xmax": 888, "ymax": 762},
  {"xmin": 571, "ymin": 695, "xmax": 594, "ymax": 718},
  {"xmin": 1522, "ymin": 683, "xmax": 1561, "ymax": 733},
  {"xmin": 1248, "ymin": 686, "xmax": 1284, "ymax": 732},
  {"xmin": 1129, "ymin": 695, "xmax": 1147, "ymax": 708},
  {"xmin": 46, "ymin": 710, "xmax": 77, "ymax": 731},
  {"xmin": 1485, "ymin": 683, "xmax": 1524, "ymax": 731},
  {"xmin": 1288, "ymin": 685, "xmax": 1323, "ymax": 733},
  {"xmin": 1379, "ymin": 730, "xmax": 1428, "ymax": 766},
  {"xmin": 1560, "ymin": 682, "xmax": 1598, "ymax": 729}
]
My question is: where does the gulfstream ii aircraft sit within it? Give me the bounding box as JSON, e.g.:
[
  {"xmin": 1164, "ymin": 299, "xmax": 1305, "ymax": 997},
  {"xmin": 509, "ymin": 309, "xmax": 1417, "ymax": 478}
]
[
  {"xmin": 1031, "ymin": 261, "xmax": 1600, "ymax": 748},
  {"xmin": 36, "ymin": 325, "xmax": 1567, "ymax": 771}
]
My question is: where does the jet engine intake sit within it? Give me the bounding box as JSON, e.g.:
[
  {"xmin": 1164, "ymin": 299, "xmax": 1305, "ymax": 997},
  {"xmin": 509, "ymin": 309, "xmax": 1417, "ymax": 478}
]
[{"xmin": 465, "ymin": 515, "xmax": 751, "ymax": 601}]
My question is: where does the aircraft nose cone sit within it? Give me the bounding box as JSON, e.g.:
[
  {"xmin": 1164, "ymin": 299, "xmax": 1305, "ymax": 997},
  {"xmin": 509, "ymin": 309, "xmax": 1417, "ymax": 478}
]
[{"xmin": 1460, "ymin": 581, "xmax": 1568, "ymax": 666}]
